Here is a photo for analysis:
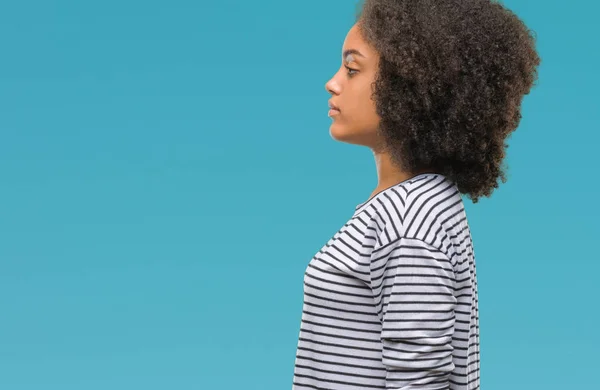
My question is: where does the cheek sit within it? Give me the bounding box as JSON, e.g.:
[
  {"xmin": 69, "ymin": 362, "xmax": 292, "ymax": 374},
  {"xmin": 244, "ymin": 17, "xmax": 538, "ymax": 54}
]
[
  {"xmin": 348, "ymin": 89, "xmax": 379, "ymax": 129},
  {"xmin": 330, "ymin": 100, "xmax": 380, "ymax": 141},
  {"xmin": 330, "ymin": 82, "xmax": 380, "ymax": 136}
]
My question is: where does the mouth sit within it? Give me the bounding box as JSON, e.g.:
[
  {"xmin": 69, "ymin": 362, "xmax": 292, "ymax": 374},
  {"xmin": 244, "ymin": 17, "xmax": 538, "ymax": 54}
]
[
  {"xmin": 328, "ymin": 100, "xmax": 340, "ymax": 111},
  {"xmin": 328, "ymin": 109, "xmax": 340, "ymax": 117}
]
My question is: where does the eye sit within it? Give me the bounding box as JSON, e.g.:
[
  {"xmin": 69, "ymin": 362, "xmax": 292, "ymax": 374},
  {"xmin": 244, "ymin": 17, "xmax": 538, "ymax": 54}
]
[{"xmin": 345, "ymin": 65, "xmax": 358, "ymax": 77}]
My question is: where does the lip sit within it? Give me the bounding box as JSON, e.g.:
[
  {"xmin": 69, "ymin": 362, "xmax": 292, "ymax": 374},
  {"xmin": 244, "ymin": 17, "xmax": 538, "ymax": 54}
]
[{"xmin": 328, "ymin": 100, "xmax": 340, "ymax": 111}]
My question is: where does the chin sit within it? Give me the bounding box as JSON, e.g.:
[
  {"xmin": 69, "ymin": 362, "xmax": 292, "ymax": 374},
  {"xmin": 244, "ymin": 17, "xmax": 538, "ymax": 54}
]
[
  {"xmin": 329, "ymin": 123, "xmax": 347, "ymax": 140},
  {"xmin": 330, "ymin": 123, "xmax": 378, "ymax": 147},
  {"xmin": 330, "ymin": 124, "xmax": 358, "ymax": 144}
]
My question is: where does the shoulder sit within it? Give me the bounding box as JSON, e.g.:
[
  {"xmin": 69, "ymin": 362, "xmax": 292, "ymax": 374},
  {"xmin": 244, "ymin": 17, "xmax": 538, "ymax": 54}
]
[{"xmin": 361, "ymin": 174, "xmax": 466, "ymax": 254}]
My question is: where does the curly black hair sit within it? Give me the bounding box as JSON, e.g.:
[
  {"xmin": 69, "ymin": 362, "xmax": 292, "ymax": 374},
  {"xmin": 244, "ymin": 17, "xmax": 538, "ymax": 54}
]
[{"xmin": 355, "ymin": 0, "xmax": 541, "ymax": 203}]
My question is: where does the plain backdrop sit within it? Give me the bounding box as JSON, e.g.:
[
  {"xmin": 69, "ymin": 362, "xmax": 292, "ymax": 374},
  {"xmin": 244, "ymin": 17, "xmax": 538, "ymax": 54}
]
[{"xmin": 1, "ymin": 0, "xmax": 598, "ymax": 389}]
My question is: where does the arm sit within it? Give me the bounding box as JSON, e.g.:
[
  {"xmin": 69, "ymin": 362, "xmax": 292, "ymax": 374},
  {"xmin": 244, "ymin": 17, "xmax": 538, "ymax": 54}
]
[{"xmin": 370, "ymin": 237, "xmax": 456, "ymax": 389}]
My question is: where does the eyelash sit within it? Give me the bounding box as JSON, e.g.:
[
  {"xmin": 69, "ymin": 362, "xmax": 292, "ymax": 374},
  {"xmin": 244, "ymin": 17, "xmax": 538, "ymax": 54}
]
[{"xmin": 345, "ymin": 65, "xmax": 358, "ymax": 77}]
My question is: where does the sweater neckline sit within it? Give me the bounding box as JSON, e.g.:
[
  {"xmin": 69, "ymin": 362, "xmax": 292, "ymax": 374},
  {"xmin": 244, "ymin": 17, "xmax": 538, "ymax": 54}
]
[{"xmin": 353, "ymin": 173, "xmax": 444, "ymax": 216}]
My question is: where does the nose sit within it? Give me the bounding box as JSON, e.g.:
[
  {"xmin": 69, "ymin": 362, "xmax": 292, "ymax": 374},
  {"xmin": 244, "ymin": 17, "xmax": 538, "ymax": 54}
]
[{"xmin": 325, "ymin": 77, "xmax": 339, "ymax": 95}]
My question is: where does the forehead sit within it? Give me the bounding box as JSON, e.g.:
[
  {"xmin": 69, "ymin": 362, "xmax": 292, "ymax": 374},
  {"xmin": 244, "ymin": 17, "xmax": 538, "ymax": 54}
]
[{"xmin": 342, "ymin": 24, "xmax": 373, "ymax": 60}]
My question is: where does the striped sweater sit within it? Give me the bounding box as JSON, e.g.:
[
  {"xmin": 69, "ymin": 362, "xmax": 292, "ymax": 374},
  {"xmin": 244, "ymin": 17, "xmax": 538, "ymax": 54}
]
[{"xmin": 292, "ymin": 173, "xmax": 480, "ymax": 390}]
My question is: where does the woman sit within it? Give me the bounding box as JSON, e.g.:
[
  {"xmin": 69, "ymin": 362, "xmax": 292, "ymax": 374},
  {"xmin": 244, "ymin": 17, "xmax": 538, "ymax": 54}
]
[{"xmin": 292, "ymin": 0, "xmax": 540, "ymax": 389}]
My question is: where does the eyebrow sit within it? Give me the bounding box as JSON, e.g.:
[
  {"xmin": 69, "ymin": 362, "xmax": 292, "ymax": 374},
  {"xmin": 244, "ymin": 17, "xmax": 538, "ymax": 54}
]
[{"xmin": 343, "ymin": 49, "xmax": 365, "ymax": 62}]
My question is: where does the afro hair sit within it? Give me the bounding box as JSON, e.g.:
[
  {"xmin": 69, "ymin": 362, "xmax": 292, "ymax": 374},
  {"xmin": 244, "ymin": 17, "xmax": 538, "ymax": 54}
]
[{"xmin": 355, "ymin": 0, "xmax": 541, "ymax": 202}]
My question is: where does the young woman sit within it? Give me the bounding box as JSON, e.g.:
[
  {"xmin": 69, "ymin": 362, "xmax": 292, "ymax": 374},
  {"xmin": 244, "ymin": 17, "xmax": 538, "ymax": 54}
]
[{"xmin": 292, "ymin": 0, "xmax": 540, "ymax": 389}]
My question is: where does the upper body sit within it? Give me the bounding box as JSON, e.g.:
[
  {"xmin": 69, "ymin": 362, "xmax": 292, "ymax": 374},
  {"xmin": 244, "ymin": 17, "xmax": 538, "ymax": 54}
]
[
  {"xmin": 292, "ymin": 172, "xmax": 479, "ymax": 389},
  {"xmin": 292, "ymin": 0, "xmax": 539, "ymax": 388}
]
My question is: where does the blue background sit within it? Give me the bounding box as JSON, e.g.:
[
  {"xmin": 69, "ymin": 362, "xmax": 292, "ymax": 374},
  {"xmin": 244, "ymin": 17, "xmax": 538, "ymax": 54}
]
[{"xmin": 1, "ymin": 0, "xmax": 598, "ymax": 388}]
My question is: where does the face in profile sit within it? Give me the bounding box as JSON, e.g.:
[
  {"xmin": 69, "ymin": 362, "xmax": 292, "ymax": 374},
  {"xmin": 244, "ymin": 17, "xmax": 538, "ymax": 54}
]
[{"xmin": 325, "ymin": 23, "xmax": 381, "ymax": 149}]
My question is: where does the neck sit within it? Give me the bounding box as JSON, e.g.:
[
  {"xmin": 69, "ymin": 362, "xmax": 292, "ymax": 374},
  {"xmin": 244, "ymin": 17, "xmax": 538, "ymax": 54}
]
[{"xmin": 370, "ymin": 151, "xmax": 435, "ymax": 198}]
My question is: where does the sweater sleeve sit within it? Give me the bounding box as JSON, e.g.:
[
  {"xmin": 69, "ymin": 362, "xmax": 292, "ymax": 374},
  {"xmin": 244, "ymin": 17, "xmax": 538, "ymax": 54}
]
[{"xmin": 369, "ymin": 236, "xmax": 457, "ymax": 389}]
